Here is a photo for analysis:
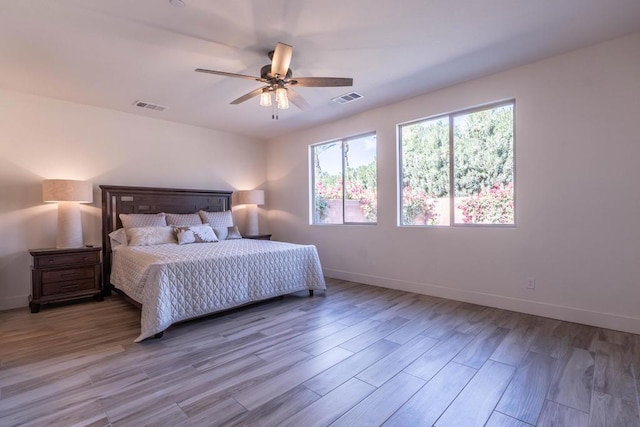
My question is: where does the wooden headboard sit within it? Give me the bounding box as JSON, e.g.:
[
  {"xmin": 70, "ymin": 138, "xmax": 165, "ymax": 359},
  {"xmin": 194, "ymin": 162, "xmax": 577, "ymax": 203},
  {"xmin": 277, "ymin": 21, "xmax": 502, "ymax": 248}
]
[{"xmin": 100, "ymin": 185, "xmax": 233, "ymax": 294}]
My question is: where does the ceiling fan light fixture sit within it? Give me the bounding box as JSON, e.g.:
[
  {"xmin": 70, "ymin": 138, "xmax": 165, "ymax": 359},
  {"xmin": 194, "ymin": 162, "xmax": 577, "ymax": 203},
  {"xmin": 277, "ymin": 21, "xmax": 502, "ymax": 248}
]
[
  {"xmin": 275, "ymin": 86, "xmax": 286, "ymax": 103},
  {"xmin": 196, "ymin": 41, "xmax": 353, "ymax": 120},
  {"xmin": 259, "ymin": 88, "xmax": 272, "ymax": 107},
  {"xmin": 277, "ymin": 94, "xmax": 289, "ymax": 110},
  {"xmin": 275, "ymin": 86, "xmax": 289, "ymax": 109}
]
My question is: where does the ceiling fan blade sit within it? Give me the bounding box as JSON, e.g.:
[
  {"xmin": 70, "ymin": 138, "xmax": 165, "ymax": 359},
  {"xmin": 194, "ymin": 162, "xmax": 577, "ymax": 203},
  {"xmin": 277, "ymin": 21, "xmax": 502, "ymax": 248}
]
[
  {"xmin": 290, "ymin": 77, "xmax": 353, "ymax": 87},
  {"xmin": 230, "ymin": 87, "xmax": 267, "ymax": 105},
  {"xmin": 287, "ymin": 88, "xmax": 311, "ymax": 111},
  {"xmin": 270, "ymin": 42, "xmax": 293, "ymax": 78},
  {"xmin": 195, "ymin": 68, "xmax": 263, "ymax": 82}
]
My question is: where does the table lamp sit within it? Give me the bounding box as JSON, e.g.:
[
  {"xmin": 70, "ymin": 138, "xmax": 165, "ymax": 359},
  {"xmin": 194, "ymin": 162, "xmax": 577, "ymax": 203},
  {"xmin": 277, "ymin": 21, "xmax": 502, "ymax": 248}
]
[
  {"xmin": 238, "ymin": 190, "xmax": 264, "ymax": 236},
  {"xmin": 42, "ymin": 179, "xmax": 93, "ymax": 248}
]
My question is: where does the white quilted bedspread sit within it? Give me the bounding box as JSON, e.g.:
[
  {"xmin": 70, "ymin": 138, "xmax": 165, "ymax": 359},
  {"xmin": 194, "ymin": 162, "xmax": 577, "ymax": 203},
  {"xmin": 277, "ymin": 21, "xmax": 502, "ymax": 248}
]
[{"xmin": 110, "ymin": 239, "xmax": 326, "ymax": 341}]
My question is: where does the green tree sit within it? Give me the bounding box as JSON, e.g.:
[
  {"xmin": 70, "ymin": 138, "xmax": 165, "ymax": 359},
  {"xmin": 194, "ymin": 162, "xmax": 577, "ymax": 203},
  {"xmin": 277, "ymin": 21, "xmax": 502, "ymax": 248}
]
[
  {"xmin": 453, "ymin": 106, "xmax": 513, "ymax": 196},
  {"xmin": 347, "ymin": 161, "xmax": 376, "ymax": 191},
  {"xmin": 400, "ymin": 104, "xmax": 514, "ymax": 224},
  {"xmin": 400, "ymin": 117, "xmax": 450, "ymax": 198}
]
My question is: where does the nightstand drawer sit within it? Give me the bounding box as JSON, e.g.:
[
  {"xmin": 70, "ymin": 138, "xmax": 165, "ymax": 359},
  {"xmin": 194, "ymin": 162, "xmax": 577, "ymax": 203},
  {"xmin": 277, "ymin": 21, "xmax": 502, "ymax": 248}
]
[
  {"xmin": 42, "ymin": 279, "xmax": 95, "ymax": 296},
  {"xmin": 42, "ymin": 267, "xmax": 95, "ymax": 284},
  {"xmin": 34, "ymin": 252, "xmax": 99, "ymax": 268},
  {"xmin": 29, "ymin": 246, "xmax": 103, "ymax": 313}
]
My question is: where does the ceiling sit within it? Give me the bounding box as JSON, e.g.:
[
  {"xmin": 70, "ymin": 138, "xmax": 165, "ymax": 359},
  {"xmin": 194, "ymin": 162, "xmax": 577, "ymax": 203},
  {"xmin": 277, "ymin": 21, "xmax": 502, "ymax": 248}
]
[{"xmin": 1, "ymin": 0, "xmax": 639, "ymax": 140}]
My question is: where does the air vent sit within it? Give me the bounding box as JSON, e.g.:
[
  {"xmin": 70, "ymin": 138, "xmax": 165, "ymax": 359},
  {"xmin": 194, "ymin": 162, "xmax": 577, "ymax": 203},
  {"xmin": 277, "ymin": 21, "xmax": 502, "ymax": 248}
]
[
  {"xmin": 331, "ymin": 92, "xmax": 363, "ymax": 104},
  {"xmin": 132, "ymin": 100, "xmax": 168, "ymax": 112}
]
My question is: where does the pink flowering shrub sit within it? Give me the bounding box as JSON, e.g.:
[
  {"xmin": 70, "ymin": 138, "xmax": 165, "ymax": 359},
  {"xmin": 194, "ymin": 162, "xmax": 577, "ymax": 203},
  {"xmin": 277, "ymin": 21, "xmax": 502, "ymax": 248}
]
[
  {"xmin": 402, "ymin": 186, "xmax": 438, "ymax": 225},
  {"xmin": 346, "ymin": 182, "xmax": 377, "ymax": 221},
  {"xmin": 458, "ymin": 183, "xmax": 513, "ymax": 224},
  {"xmin": 315, "ymin": 181, "xmax": 377, "ymax": 222},
  {"xmin": 316, "ymin": 181, "xmax": 342, "ymax": 200}
]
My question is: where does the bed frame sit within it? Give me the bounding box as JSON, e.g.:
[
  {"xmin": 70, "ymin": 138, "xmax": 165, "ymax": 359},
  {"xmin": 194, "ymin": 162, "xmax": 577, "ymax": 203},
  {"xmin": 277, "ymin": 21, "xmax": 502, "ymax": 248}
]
[{"xmin": 100, "ymin": 185, "xmax": 232, "ymax": 296}]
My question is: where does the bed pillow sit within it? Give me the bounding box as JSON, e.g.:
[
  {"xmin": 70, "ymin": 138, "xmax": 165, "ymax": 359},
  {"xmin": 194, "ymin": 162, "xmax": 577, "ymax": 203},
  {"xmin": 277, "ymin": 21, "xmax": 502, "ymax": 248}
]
[
  {"xmin": 119, "ymin": 213, "xmax": 167, "ymax": 229},
  {"xmin": 108, "ymin": 228, "xmax": 128, "ymax": 250},
  {"xmin": 127, "ymin": 226, "xmax": 176, "ymax": 246},
  {"xmin": 165, "ymin": 213, "xmax": 203, "ymax": 226},
  {"xmin": 175, "ymin": 224, "xmax": 218, "ymax": 245},
  {"xmin": 226, "ymin": 225, "xmax": 243, "ymax": 240},
  {"xmin": 212, "ymin": 227, "xmax": 228, "ymax": 241},
  {"xmin": 212, "ymin": 225, "xmax": 243, "ymax": 240},
  {"xmin": 199, "ymin": 210, "xmax": 234, "ymax": 228}
]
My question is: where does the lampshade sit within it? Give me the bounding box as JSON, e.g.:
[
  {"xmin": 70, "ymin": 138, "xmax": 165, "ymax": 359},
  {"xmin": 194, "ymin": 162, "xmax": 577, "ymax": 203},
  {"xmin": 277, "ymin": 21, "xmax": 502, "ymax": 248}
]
[
  {"xmin": 42, "ymin": 179, "xmax": 92, "ymax": 248},
  {"xmin": 43, "ymin": 179, "xmax": 93, "ymax": 203},
  {"xmin": 238, "ymin": 190, "xmax": 264, "ymax": 206}
]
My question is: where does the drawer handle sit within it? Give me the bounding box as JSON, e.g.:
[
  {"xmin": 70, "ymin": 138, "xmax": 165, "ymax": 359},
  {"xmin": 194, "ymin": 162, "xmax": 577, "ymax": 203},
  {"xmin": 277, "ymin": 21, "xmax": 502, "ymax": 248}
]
[
  {"xmin": 83, "ymin": 257, "xmax": 88, "ymax": 261},
  {"xmin": 48, "ymin": 259, "xmax": 54, "ymax": 264},
  {"xmin": 61, "ymin": 284, "xmax": 79, "ymax": 290},
  {"xmin": 61, "ymin": 272, "xmax": 78, "ymax": 277}
]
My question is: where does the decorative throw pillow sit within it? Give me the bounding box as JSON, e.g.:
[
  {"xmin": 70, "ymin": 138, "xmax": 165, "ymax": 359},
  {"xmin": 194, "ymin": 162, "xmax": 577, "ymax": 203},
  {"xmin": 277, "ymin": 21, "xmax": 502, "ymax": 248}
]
[
  {"xmin": 127, "ymin": 226, "xmax": 176, "ymax": 246},
  {"xmin": 212, "ymin": 227, "xmax": 228, "ymax": 241},
  {"xmin": 226, "ymin": 225, "xmax": 243, "ymax": 240},
  {"xmin": 175, "ymin": 225, "xmax": 218, "ymax": 245},
  {"xmin": 212, "ymin": 225, "xmax": 243, "ymax": 240},
  {"xmin": 108, "ymin": 228, "xmax": 128, "ymax": 249},
  {"xmin": 198, "ymin": 210, "xmax": 234, "ymax": 228},
  {"xmin": 165, "ymin": 213, "xmax": 203, "ymax": 226},
  {"xmin": 119, "ymin": 213, "xmax": 167, "ymax": 229}
]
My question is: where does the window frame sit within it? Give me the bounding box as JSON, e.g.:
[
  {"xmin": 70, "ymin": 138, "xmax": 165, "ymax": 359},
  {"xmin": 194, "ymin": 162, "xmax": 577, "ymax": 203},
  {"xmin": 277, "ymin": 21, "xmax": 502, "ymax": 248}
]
[
  {"xmin": 397, "ymin": 99, "xmax": 516, "ymax": 228},
  {"xmin": 310, "ymin": 131, "xmax": 378, "ymax": 226}
]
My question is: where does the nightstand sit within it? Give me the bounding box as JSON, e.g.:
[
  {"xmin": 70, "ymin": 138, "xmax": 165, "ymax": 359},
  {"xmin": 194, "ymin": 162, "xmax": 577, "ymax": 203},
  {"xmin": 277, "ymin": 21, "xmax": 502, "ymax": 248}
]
[
  {"xmin": 28, "ymin": 247, "xmax": 103, "ymax": 313},
  {"xmin": 242, "ymin": 234, "xmax": 272, "ymax": 240}
]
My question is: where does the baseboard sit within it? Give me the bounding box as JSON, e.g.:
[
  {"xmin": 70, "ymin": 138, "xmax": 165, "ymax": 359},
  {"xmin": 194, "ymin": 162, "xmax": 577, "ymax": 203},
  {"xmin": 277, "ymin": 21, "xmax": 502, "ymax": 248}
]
[
  {"xmin": 0, "ymin": 294, "xmax": 29, "ymax": 311},
  {"xmin": 324, "ymin": 269, "xmax": 640, "ymax": 335}
]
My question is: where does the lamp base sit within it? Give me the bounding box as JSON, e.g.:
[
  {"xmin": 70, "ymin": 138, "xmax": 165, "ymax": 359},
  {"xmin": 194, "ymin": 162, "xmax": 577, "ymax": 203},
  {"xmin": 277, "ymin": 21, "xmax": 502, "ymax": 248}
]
[
  {"xmin": 56, "ymin": 202, "xmax": 84, "ymax": 248},
  {"xmin": 245, "ymin": 204, "xmax": 259, "ymax": 236}
]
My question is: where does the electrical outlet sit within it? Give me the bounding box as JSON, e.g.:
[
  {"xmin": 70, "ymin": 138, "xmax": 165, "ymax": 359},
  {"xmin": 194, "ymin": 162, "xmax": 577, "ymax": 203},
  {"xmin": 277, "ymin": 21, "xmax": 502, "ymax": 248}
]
[{"xmin": 526, "ymin": 277, "xmax": 535, "ymax": 289}]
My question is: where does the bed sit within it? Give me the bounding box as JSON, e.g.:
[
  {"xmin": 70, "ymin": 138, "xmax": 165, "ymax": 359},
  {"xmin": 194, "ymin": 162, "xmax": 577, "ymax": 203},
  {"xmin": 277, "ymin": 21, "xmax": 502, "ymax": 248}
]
[{"xmin": 100, "ymin": 185, "xmax": 326, "ymax": 342}]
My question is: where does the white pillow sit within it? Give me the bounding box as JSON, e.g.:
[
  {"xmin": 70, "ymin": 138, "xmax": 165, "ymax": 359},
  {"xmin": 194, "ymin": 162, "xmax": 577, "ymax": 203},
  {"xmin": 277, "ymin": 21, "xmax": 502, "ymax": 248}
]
[
  {"xmin": 175, "ymin": 224, "xmax": 218, "ymax": 245},
  {"xmin": 198, "ymin": 210, "xmax": 233, "ymax": 228},
  {"xmin": 119, "ymin": 213, "xmax": 167, "ymax": 229},
  {"xmin": 127, "ymin": 226, "xmax": 176, "ymax": 246},
  {"xmin": 108, "ymin": 228, "xmax": 128, "ymax": 250},
  {"xmin": 165, "ymin": 213, "xmax": 203, "ymax": 226}
]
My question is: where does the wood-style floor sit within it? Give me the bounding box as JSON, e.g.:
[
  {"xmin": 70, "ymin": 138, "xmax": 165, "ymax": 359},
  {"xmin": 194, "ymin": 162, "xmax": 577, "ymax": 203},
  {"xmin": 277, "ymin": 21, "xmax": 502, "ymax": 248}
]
[{"xmin": 1, "ymin": 279, "xmax": 639, "ymax": 426}]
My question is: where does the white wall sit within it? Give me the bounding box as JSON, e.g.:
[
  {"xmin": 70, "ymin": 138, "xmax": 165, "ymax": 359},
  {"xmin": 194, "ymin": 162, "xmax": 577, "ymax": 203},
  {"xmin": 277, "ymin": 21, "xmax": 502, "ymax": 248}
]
[
  {"xmin": 0, "ymin": 90, "xmax": 266, "ymax": 310},
  {"xmin": 266, "ymin": 32, "xmax": 640, "ymax": 334}
]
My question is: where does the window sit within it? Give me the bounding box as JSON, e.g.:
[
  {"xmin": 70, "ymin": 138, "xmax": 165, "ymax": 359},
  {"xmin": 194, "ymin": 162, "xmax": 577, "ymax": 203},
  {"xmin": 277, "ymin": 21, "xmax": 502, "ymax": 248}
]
[
  {"xmin": 399, "ymin": 100, "xmax": 515, "ymax": 226},
  {"xmin": 311, "ymin": 133, "xmax": 377, "ymax": 224}
]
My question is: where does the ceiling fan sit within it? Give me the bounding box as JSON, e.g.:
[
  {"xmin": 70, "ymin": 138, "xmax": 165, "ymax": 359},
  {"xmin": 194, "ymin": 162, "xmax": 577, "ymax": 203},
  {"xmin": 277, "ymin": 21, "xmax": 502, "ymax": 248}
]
[{"xmin": 195, "ymin": 42, "xmax": 353, "ymax": 119}]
